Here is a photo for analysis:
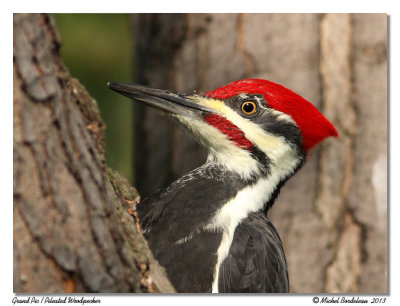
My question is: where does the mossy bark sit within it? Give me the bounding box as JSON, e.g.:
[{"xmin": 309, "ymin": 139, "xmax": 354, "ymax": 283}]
[{"xmin": 13, "ymin": 13, "xmax": 174, "ymax": 293}]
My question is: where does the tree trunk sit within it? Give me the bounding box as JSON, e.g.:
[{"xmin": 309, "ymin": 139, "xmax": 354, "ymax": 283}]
[
  {"xmin": 13, "ymin": 13, "xmax": 174, "ymax": 293},
  {"xmin": 131, "ymin": 13, "xmax": 387, "ymax": 293}
]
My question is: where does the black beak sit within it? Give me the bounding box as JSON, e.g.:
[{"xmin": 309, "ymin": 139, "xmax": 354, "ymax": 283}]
[{"xmin": 107, "ymin": 82, "xmax": 216, "ymax": 117}]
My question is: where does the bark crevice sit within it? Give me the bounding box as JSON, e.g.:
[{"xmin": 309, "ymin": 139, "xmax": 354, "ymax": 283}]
[{"xmin": 13, "ymin": 13, "xmax": 174, "ymax": 293}]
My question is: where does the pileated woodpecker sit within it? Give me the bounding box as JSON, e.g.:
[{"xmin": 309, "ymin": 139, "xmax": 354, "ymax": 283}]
[{"xmin": 108, "ymin": 79, "xmax": 337, "ymax": 293}]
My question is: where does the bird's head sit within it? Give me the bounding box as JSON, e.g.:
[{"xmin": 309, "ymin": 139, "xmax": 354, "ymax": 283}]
[{"xmin": 108, "ymin": 79, "xmax": 337, "ymax": 180}]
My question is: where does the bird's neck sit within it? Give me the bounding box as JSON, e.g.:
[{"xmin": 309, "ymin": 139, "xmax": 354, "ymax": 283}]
[
  {"xmin": 202, "ymin": 154, "xmax": 303, "ymax": 293},
  {"xmin": 197, "ymin": 146, "xmax": 303, "ymax": 229},
  {"xmin": 203, "ymin": 158, "xmax": 300, "ymax": 232},
  {"xmin": 205, "ymin": 143, "xmax": 304, "ymax": 210}
]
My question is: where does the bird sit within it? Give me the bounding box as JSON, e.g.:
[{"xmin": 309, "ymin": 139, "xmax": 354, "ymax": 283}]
[{"xmin": 107, "ymin": 79, "xmax": 337, "ymax": 293}]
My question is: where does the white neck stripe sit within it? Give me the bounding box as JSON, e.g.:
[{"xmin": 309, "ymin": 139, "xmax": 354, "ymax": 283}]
[{"xmin": 207, "ymin": 147, "xmax": 301, "ymax": 293}]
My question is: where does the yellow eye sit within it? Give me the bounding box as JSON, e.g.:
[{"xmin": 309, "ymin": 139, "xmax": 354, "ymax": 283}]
[{"xmin": 241, "ymin": 101, "xmax": 257, "ymax": 115}]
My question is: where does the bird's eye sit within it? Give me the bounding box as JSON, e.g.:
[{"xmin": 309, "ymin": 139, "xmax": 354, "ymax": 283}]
[{"xmin": 241, "ymin": 101, "xmax": 257, "ymax": 115}]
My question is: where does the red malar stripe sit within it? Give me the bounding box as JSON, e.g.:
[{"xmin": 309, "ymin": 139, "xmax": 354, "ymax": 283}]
[{"xmin": 204, "ymin": 114, "xmax": 253, "ymax": 150}]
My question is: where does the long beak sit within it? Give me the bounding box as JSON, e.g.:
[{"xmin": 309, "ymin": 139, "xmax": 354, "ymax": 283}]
[{"xmin": 107, "ymin": 82, "xmax": 216, "ymax": 117}]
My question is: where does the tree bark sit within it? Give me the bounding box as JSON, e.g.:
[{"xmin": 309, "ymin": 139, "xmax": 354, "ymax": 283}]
[
  {"xmin": 13, "ymin": 13, "xmax": 174, "ymax": 293},
  {"xmin": 131, "ymin": 13, "xmax": 387, "ymax": 293}
]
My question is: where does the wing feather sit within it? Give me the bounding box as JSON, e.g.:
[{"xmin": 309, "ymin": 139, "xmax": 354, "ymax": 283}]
[{"xmin": 218, "ymin": 212, "xmax": 289, "ymax": 293}]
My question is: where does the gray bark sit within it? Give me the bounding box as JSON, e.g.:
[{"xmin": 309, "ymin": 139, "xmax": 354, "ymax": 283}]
[{"xmin": 13, "ymin": 13, "xmax": 174, "ymax": 293}]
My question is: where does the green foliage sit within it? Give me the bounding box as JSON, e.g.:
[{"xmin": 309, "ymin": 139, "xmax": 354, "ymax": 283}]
[{"xmin": 53, "ymin": 14, "xmax": 133, "ymax": 182}]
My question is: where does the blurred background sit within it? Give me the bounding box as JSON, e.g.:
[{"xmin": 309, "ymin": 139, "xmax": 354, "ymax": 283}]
[
  {"xmin": 52, "ymin": 13, "xmax": 387, "ymax": 293},
  {"xmin": 53, "ymin": 14, "xmax": 134, "ymax": 183}
]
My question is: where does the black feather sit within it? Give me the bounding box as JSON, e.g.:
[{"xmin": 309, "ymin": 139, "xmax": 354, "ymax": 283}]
[
  {"xmin": 137, "ymin": 163, "xmax": 253, "ymax": 292},
  {"xmin": 218, "ymin": 211, "xmax": 289, "ymax": 293}
]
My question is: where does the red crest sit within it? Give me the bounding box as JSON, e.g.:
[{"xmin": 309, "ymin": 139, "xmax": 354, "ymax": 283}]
[{"xmin": 204, "ymin": 79, "xmax": 338, "ymax": 152}]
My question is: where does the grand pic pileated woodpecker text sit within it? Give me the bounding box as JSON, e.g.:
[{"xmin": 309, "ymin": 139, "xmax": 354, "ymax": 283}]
[{"xmin": 108, "ymin": 79, "xmax": 337, "ymax": 293}]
